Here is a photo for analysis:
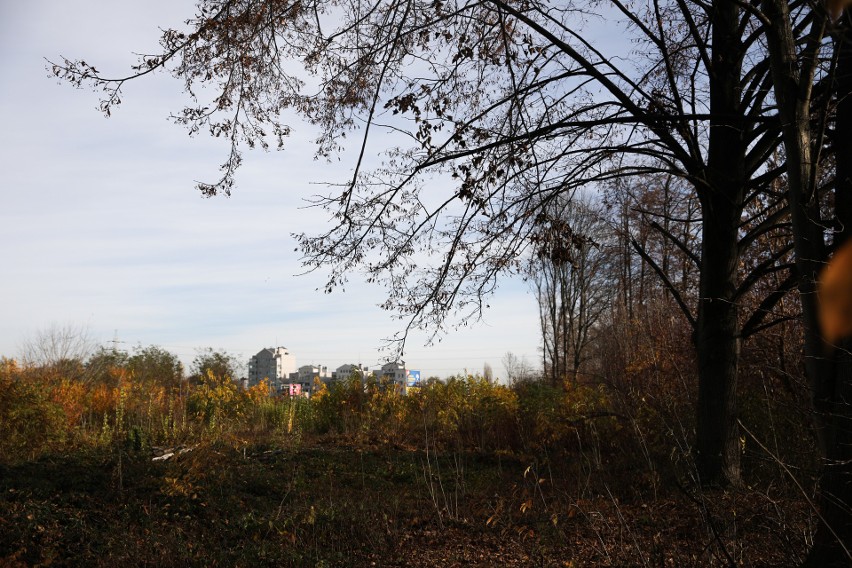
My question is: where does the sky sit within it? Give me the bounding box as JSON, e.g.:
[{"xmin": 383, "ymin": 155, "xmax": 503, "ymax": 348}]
[{"xmin": 0, "ymin": 1, "xmax": 542, "ymax": 379}]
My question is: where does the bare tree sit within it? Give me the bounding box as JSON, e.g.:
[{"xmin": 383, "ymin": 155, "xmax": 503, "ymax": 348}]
[
  {"xmin": 761, "ymin": 0, "xmax": 852, "ymax": 563},
  {"xmin": 530, "ymin": 194, "xmax": 612, "ymax": 387},
  {"xmin": 501, "ymin": 351, "xmax": 536, "ymax": 383},
  {"xmin": 52, "ymin": 0, "xmax": 817, "ymax": 487},
  {"xmin": 19, "ymin": 324, "xmax": 96, "ymax": 379},
  {"xmin": 611, "ymin": 174, "xmax": 702, "ymax": 310}
]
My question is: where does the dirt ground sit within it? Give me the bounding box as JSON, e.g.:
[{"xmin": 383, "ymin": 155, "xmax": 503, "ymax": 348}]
[{"xmin": 0, "ymin": 443, "xmax": 811, "ymax": 567}]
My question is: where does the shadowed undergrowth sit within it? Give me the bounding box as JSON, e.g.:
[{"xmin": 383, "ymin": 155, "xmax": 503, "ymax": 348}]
[
  {"xmin": 0, "ymin": 356, "xmax": 818, "ymax": 566},
  {"xmin": 0, "ymin": 440, "xmax": 811, "ymax": 567}
]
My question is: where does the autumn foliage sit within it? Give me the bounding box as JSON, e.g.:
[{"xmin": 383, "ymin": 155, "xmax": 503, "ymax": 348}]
[
  {"xmin": 0, "ymin": 324, "xmax": 813, "ymax": 486},
  {"xmin": 1, "ymin": 356, "xmax": 620, "ymax": 461},
  {"xmin": 0, "ymin": 328, "xmax": 821, "ymax": 566}
]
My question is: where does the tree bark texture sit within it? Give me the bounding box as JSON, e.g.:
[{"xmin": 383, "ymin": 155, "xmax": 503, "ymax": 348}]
[
  {"xmin": 694, "ymin": 0, "xmax": 746, "ymax": 487},
  {"xmin": 764, "ymin": 0, "xmax": 852, "ymax": 562},
  {"xmin": 695, "ymin": 196, "xmax": 743, "ymax": 487},
  {"xmin": 803, "ymin": 25, "xmax": 852, "ymax": 568}
]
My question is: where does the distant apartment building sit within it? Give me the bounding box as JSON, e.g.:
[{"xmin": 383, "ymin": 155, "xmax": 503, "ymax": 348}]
[
  {"xmin": 378, "ymin": 361, "xmax": 407, "ymax": 388},
  {"xmin": 246, "ymin": 346, "xmax": 418, "ymax": 397},
  {"xmin": 332, "ymin": 363, "xmax": 364, "ymax": 381},
  {"xmin": 286, "ymin": 364, "xmax": 330, "ymax": 395},
  {"xmin": 248, "ymin": 347, "xmax": 296, "ymax": 391}
]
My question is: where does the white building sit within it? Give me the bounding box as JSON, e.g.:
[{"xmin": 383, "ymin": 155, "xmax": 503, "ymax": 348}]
[
  {"xmin": 247, "ymin": 347, "xmax": 296, "ymax": 391},
  {"xmin": 286, "ymin": 364, "xmax": 331, "ymax": 394},
  {"xmin": 332, "ymin": 363, "xmax": 363, "ymax": 381},
  {"xmin": 378, "ymin": 361, "xmax": 407, "ymax": 388}
]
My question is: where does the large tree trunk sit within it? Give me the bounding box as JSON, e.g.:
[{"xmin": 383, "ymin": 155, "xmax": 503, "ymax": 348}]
[
  {"xmin": 764, "ymin": 1, "xmax": 852, "ymax": 563},
  {"xmin": 805, "ymin": 339, "xmax": 852, "ymax": 566},
  {"xmin": 694, "ymin": 196, "xmax": 743, "ymax": 486},
  {"xmin": 693, "ymin": 0, "xmax": 745, "ymax": 487},
  {"xmin": 802, "ymin": 26, "xmax": 852, "ymax": 568}
]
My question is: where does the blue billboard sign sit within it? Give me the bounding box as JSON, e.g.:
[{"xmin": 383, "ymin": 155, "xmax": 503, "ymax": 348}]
[{"xmin": 406, "ymin": 370, "xmax": 421, "ymax": 387}]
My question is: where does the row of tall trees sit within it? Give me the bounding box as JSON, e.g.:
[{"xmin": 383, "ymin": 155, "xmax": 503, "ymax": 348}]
[
  {"xmin": 529, "ymin": 179, "xmax": 696, "ymax": 388},
  {"xmin": 51, "ymin": 0, "xmax": 852, "ymax": 563},
  {"xmin": 530, "ymin": 195, "xmax": 610, "ymax": 387},
  {"xmin": 17, "ymin": 325, "xmax": 241, "ymax": 387}
]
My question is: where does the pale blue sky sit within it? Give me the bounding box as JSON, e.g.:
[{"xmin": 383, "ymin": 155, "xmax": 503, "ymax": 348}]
[{"xmin": 0, "ymin": 1, "xmax": 542, "ymax": 378}]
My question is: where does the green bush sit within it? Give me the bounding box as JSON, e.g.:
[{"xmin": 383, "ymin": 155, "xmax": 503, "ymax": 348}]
[{"xmin": 0, "ymin": 359, "xmax": 68, "ymax": 460}]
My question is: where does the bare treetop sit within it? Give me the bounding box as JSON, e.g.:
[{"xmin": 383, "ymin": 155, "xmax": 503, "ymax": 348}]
[{"xmin": 48, "ymin": 0, "xmax": 798, "ymax": 352}]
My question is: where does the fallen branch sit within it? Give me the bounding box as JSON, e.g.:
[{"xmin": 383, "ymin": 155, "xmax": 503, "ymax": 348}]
[{"xmin": 151, "ymin": 445, "xmax": 197, "ymax": 462}]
